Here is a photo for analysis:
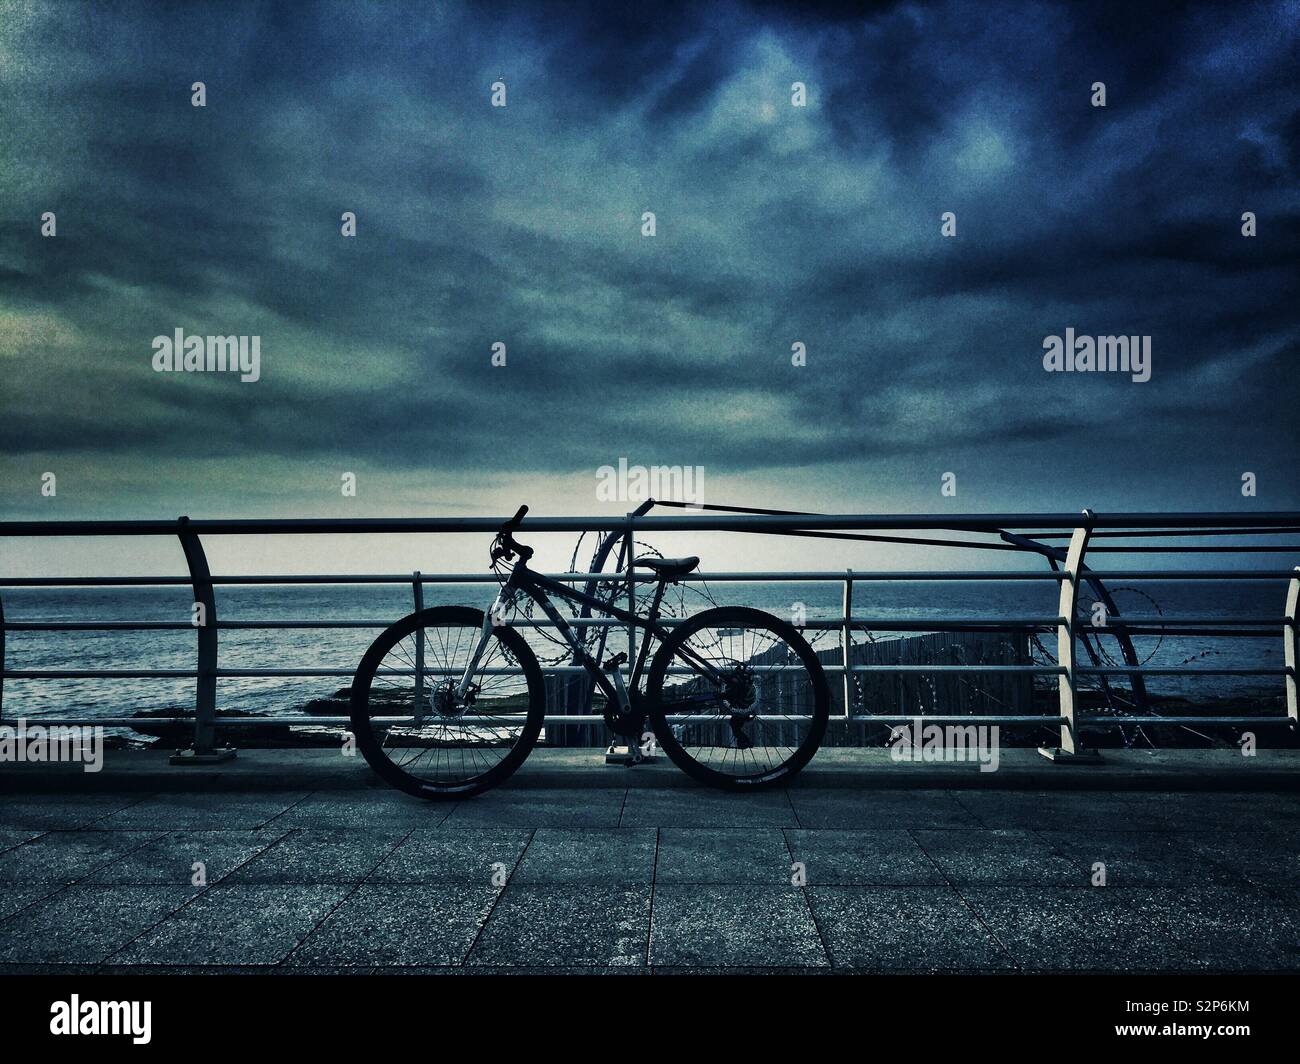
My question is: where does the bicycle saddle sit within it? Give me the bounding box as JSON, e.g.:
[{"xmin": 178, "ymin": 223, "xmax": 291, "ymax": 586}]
[{"xmin": 636, "ymin": 556, "xmax": 699, "ymax": 579}]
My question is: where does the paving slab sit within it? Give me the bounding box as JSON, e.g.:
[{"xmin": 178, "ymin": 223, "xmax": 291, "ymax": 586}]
[
  {"xmin": 785, "ymin": 829, "xmax": 946, "ymax": 886},
  {"xmin": 1113, "ymin": 885, "xmax": 1300, "ymax": 970},
  {"xmin": 1156, "ymin": 791, "xmax": 1300, "ymax": 833},
  {"xmin": 275, "ymin": 791, "xmax": 451, "ymax": 829},
  {"xmin": 0, "ymin": 885, "xmax": 62, "ymax": 922},
  {"xmin": 1194, "ymin": 830, "xmax": 1300, "ymax": 886},
  {"xmin": 649, "ymin": 966, "xmax": 837, "ymax": 975},
  {"xmin": 954, "ymin": 789, "xmax": 1300, "ymax": 833},
  {"xmin": 0, "ymin": 831, "xmax": 164, "ymax": 886},
  {"xmin": 289, "ymin": 885, "xmax": 498, "ymax": 967},
  {"xmin": 98, "ymin": 792, "xmax": 311, "ymax": 830},
  {"xmin": 654, "ymin": 828, "xmax": 791, "ymax": 885},
  {"xmin": 97, "ymin": 964, "xmax": 377, "ymax": 975},
  {"xmin": 649, "ymin": 885, "xmax": 827, "ymax": 968},
  {"xmin": 110, "ymin": 884, "xmax": 350, "ymax": 966},
  {"xmin": 368, "ymin": 829, "xmax": 532, "ymax": 885},
  {"xmin": 510, "ymin": 828, "xmax": 657, "ymax": 885},
  {"xmin": 441, "ymin": 789, "xmax": 626, "ymax": 828},
  {"xmin": 0, "ymin": 795, "xmax": 144, "ymax": 830},
  {"xmin": 85, "ymin": 829, "xmax": 287, "ymax": 886},
  {"xmin": 948, "ymin": 789, "xmax": 1170, "ymax": 831},
  {"xmin": 790, "ymin": 790, "xmax": 979, "ymax": 830},
  {"xmin": 223, "ymin": 828, "xmax": 405, "ymax": 885},
  {"xmin": 0, "ymin": 885, "xmax": 196, "ymax": 964},
  {"xmin": 1041, "ymin": 830, "xmax": 1259, "ymax": 888},
  {"xmin": 468, "ymin": 885, "xmax": 650, "ymax": 967},
  {"xmin": 963, "ymin": 885, "xmax": 1202, "ymax": 971},
  {"xmin": 376, "ymin": 965, "xmax": 650, "ymax": 976},
  {"xmin": 912, "ymin": 829, "xmax": 1083, "ymax": 885},
  {"xmin": 0, "ymin": 829, "xmax": 44, "ymax": 855},
  {"xmin": 807, "ymin": 886, "xmax": 1013, "ymax": 971},
  {"xmin": 621, "ymin": 789, "xmax": 797, "ymax": 828}
]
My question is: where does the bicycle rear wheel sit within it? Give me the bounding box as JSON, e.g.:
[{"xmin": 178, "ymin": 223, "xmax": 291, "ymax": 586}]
[
  {"xmin": 645, "ymin": 606, "xmax": 829, "ymax": 790},
  {"xmin": 349, "ymin": 606, "xmax": 545, "ymax": 799}
]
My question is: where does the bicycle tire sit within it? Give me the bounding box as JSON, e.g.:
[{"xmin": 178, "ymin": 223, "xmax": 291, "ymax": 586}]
[
  {"xmin": 349, "ymin": 606, "xmax": 545, "ymax": 799},
  {"xmin": 645, "ymin": 606, "xmax": 829, "ymax": 790}
]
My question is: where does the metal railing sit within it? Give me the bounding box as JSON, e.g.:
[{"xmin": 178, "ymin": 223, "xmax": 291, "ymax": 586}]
[{"xmin": 1, "ymin": 509, "xmax": 1297, "ymax": 761}]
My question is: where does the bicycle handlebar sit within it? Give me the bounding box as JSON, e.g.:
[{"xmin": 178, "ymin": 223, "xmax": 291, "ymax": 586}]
[{"xmin": 492, "ymin": 505, "xmax": 533, "ymax": 563}]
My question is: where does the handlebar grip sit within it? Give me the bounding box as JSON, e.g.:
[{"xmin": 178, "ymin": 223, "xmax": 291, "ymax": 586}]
[{"xmin": 494, "ymin": 505, "xmax": 531, "ymax": 564}]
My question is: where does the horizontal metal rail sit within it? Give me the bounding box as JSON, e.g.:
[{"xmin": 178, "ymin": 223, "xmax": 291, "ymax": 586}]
[
  {"xmin": 3, "ymin": 663, "xmax": 1069, "ymax": 678},
  {"xmin": 1078, "ymin": 666, "xmax": 1289, "ymax": 675},
  {"xmin": 4, "ymin": 570, "xmax": 1298, "ymax": 591},
  {"xmin": 3, "ymin": 615, "xmax": 1292, "ymax": 632},
  {"xmin": 5, "ymin": 569, "xmax": 1300, "ymax": 587},
  {"xmin": 3, "ymin": 713, "xmax": 1066, "ymax": 727},
  {"xmin": 4, "ymin": 511, "xmax": 1300, "ymax": 535},
  {"xmin": 10, "ymin": 713, "xmax": 1289, "ymax": 729},
  {"xmin": 10, "ymin": 663, "xmax": 1289, "ymax": 679},
  {"xmin": 0, "ymin": 570, "xmax": 1075, "ymax": 586}
]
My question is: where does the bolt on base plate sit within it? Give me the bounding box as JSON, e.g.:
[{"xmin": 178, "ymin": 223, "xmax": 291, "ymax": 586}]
[
  {"xmin": 1038, "ymin": 745, "xmax": 1103, "ymax": 764},
  {"xmin": 169, "ymin": 748, "xmax": 237, "ymax": 765}
]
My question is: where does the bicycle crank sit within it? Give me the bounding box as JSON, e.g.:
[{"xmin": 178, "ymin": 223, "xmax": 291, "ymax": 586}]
[{"xmin": 603, "ymin": 701, "xmax": 646, "ymax": 737}]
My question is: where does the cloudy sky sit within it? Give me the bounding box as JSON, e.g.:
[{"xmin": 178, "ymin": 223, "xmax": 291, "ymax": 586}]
[{"xmin": 1, "ymin": 1, "xmax": 1297, "ymax": 572}]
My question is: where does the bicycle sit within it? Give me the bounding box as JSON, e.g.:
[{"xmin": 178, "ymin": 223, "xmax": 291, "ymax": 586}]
[{"xmin": 349, "ymin": 506, "xmax": 830, "ymax": 798}]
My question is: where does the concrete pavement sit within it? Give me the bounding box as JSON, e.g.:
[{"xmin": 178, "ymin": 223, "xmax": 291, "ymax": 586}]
[{"xmin": 1, "ymin": 749, "xmax": 1298, "ymax": 972}]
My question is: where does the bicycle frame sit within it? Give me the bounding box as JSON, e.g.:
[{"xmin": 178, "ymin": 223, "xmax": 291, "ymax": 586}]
[{"xmin": 456, "ymin": 560, "xmax": 725, "ymax": 711}]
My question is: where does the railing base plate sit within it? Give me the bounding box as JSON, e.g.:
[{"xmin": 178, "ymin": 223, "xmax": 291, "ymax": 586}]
[
  {"xmin": 605, "ymin": 742, "xmax": 656, "ymax": 766},
  {"xmin": 1038, "ymin": 745, "xmax": 1103, "ymax": 764},
  {"xmin": 170, "ymin": 748, "xmax": 237, "ymax": 766}
]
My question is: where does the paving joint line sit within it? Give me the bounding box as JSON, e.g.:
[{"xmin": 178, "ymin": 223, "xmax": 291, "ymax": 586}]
[
  {"xmin": 783, "ymin": 787, "xmax": 802, "ymax": 828},
  {"xmin": 252, "ymin": 790, "xmax": 320, "ymax": 830},
  {"xmin": 905, "ymin": 825, "xmax": 1020, "ymax": 973},
  {"xmin": 616, "ymin": 785, "xmax": 630, "ymax": 828},
  {"xmin": 947, "ymin": 790, "xmax": 990, "ymax": 829},
  {"xmin": 98, "ymin": 825, "xmax": 299, "ymax": 965},
  {"xmin": 277, "ymin": 827, "xmax": 417, "ymax": 967},
  {"xmin": 460, "ymin": 827, "xmax": 536, "ymax": 967},
  {"xmin": 782, "ymin": 826, "xmax": 831, "ymax": 968},
  {"xmin": 643, "ymin": 827, "xmax": 660, "ymax": 966}
]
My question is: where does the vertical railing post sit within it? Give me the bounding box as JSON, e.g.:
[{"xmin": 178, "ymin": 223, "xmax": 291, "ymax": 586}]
[
  {"xmin": 1284, "ymin": 567, "xmax": 1299, "ymax": 728},
  {"xmin": 413, "ymin": 571, "xmax": 426, "ymax": 724},
  {"xmin": 1040, "ymin": 510, "xmax": 1100, "ymax": 762},
  {"xmin": 624, "ymin": 515, "xmax": 636, "ymax": 667},
  {"xmin": 0, "ymin": 588, "xmax": 5, "ymax": 721},
  {"xmin": 603, "ymin": 515, "xmax": 639, "ymax": 764},
  {"xmin": 841, "ymin": 570, "xmax": 854, "ymax": 719},
  {"xmin": 172, "ymin": 516, "xmax": 234, "ymax": 764}
]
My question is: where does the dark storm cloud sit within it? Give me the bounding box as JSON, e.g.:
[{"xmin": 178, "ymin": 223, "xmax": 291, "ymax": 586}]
[{"xmin": 1, "ymin": 0, "xmax": 1297, "ymax": 512}]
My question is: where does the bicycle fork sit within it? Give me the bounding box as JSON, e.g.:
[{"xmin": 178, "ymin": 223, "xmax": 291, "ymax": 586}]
[{"xmin": 455, "ymin": 586, "xmax": 514, "ymax": 700}]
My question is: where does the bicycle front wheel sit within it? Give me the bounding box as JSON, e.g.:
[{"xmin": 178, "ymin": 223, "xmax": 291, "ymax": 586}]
[
  {"xmin": 349, "ymin": 606, "xmax": 545, "ymax": 799},
  {"xmin": 645, "ymin": 606, "xmax": 829, "ymax": 790}
]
